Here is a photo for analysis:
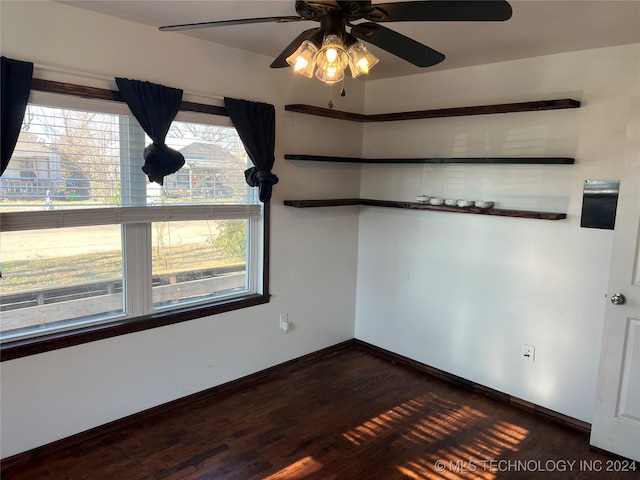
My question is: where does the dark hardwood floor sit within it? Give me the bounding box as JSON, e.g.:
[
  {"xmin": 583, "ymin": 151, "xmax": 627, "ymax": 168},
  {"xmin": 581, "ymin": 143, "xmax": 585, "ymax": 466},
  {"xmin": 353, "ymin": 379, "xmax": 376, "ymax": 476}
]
[{"xmin": 3, "ymin": 345, "xmax": 638, "ymax": 479}]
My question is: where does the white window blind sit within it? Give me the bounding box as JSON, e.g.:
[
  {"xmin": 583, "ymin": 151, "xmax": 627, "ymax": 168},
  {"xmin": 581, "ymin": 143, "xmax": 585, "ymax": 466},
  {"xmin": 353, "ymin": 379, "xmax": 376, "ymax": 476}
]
[{"xmin": 0, "ymin": 103, "xmax": 258, "ymax": 213}]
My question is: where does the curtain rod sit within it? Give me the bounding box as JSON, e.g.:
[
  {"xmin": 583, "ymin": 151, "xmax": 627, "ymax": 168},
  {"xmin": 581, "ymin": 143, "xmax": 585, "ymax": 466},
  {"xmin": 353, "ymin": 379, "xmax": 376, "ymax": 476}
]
[
  {"xmin": 31, "ymin": 78, "xmax": 229, "ymax": 117},
  {"xmin": 32, "ymin": 63, "xmax": 227, "ymax": 104}
]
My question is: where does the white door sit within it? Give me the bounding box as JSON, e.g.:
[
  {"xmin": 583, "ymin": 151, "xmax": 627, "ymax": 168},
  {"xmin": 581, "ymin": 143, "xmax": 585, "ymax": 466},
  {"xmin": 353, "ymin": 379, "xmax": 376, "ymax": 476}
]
[{"xmin": 590, "ymin": 96, "xmax": 640, "ymax": 461}]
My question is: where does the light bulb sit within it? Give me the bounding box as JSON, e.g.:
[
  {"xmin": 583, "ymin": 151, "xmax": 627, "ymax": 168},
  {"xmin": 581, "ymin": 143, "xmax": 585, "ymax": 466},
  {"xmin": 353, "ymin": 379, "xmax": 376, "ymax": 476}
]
[
  {"xmin": 314, "ymin": 33, "xmax": 349, "ymax": 84},
  {"xmin": 293, "ymin": 56, "xmax": 308, "ymax": 71},
  {"xmin": 356, "ymin": 58, "xmax": 369, "ymax": 74},
  {"xmin": 286, "ymin": 40, "xmax": 318, "ymax": 78},
  {"xmin": 347, "ymin": 41, "xmax": 379, "ymax": 79}
]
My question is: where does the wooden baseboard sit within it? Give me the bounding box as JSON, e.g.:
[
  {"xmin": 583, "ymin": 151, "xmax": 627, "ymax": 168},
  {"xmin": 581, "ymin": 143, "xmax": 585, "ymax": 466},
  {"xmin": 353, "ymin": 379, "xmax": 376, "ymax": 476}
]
[
  {"xmin": 2, "ymin": 337, "xmax": 591, "ymax": 473},
  {"xmin": 353, "ymin": 339, "xmax": 591, "ymax": 435},
  {"xmin": 0, "ymin": 339, "xmax": 356, "ymax": 473}
]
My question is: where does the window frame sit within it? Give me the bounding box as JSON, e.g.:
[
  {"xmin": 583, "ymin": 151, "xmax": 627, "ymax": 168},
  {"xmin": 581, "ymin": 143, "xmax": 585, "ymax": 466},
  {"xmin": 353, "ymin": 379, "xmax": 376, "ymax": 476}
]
[{"xmin": 0, "ymin": 79, "xmax": 271, "ymax": 362}]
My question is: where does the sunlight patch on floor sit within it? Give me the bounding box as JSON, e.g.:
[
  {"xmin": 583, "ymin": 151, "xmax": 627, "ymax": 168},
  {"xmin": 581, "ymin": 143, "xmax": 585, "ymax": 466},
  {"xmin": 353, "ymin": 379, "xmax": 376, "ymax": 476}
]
[
  {"xmin": 398, "ymin": 419, "xmax": 530, "ymax": 479},
  {"xmin": 340, "ymin": 389, "xmax": 531, "ymax": 479},
  {"xmin": 481, "ymin": 420, "xmax": 529, "ymax": 452},
  {"xmin": 342, "ymin": 392, "xmax": 441, "ymax": 445},
  {"xmin": 342, "ymin": 393, "xmax": 491, "ymax": 446},
  {"xmin": 404, "ymin": 403, "xmax": 488, "ymax": 446},
  {"xmin": 263, "ymin": 456, "xmax": 322, "ymax": 480}
]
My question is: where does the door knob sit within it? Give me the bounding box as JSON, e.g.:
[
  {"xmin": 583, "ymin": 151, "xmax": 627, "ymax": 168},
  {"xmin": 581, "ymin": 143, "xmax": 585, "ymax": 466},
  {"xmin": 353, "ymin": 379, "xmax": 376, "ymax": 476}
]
[{"xmin": 610, "ymin": 293, "xmax": 626, "ymax": 305}]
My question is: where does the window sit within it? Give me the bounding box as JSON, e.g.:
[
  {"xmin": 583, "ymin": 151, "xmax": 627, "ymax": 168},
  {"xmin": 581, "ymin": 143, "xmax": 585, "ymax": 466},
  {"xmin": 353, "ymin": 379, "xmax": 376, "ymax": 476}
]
[{"xmin": 0, "ymin": 85, "xmax": 269, "ymax": 355}]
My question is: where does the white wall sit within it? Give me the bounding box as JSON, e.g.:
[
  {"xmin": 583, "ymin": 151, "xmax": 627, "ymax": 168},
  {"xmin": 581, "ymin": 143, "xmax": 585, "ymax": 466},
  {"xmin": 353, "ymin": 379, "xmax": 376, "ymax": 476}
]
[
  {"xmin": 355, "ymin": 44, "xmax": 639, "ymax": 423},
  {"xmin": 0, "ymin": 1, "xmax": 363, "ymax": 458}
]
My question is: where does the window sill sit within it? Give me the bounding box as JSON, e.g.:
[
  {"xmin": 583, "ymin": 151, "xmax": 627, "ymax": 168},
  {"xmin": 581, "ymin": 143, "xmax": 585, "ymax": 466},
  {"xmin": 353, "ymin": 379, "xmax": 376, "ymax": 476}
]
[{"xmin": 0, "ymin": 293, "xmax": 270, "ymax": 361}]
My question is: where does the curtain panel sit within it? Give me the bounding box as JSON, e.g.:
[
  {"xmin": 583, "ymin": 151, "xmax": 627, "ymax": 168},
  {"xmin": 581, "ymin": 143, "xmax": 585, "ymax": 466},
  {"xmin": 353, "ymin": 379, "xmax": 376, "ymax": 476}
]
[
  {"xmin": 1, "ymin": 56, "xmax": 34, "ymax": 176},
  {"xmin": 115, "ymin": 77, "xmax": 185, "ymax": 185},
  {"xmin": 224, "ymin": 97, "xmax": 278, "ymax": 203}
]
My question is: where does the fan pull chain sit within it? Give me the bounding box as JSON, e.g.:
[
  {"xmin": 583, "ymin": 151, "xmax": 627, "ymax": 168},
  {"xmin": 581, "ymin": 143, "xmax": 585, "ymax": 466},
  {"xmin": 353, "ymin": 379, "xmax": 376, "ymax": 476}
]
[{"xmin": 327, "ymin": 79, "xmax": 347, "ymax": 109}]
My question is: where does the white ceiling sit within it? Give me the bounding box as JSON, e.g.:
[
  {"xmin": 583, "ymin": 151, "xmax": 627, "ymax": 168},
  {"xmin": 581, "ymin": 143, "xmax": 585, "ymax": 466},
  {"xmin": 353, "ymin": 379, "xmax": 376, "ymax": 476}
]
[{"xmin": 58, "ymin": 0, "xmax": 640, "ymax": 80}]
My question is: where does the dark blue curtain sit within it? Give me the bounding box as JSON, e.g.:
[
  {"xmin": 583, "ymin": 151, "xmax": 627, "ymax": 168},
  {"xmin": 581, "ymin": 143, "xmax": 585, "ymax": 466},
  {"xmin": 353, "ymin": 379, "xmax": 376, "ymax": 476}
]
[
  {"xmin": 1, "ymin": 57, "xmax": 33, "ymax": 176},
  {"xmin": 224, "ymin": 97, "xmax": 278, "ymax": 203},
  {"xmin": 115, "ymin": 77, "xmax": 185, "ymax": 185}
]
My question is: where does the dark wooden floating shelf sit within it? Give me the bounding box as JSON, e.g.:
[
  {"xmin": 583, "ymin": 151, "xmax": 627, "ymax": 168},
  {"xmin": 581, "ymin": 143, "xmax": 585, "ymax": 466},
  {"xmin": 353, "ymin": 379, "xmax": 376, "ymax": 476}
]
[
  {"xmin": 284, "ymin": 198, "xmax": 567, "ymax": 221},
  {"xmin": 285, "ymin": 154, "xmax": 575, "ymax": 165},
  {"xmin": 284, "ymin": 99, "xmax": 580, "ymax": 123}
]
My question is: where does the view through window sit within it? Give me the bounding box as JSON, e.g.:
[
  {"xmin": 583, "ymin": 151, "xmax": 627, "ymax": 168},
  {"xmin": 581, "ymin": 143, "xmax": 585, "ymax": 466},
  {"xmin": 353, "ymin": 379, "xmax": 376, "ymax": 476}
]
[{"xmin": 1, "ymin": 96, "xmax": 263, "ymax": 342}]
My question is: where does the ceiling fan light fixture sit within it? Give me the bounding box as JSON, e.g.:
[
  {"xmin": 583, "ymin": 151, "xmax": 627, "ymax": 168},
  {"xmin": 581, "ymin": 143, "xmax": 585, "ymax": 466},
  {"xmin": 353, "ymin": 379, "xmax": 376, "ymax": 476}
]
[
  {"xmin": 347, "ymin": 41, "xmax": 379, "ymax": 78},
  {"xmin": 314, "ymin": 33, "xmax": 349, "ymax": 84},
  {"xmin": 285, "ymin": 39, "xmax": 318, "ymax": 78},
  {"xmin": 161, "ymin": 0, "xmax": 514, "ymax": 88}
]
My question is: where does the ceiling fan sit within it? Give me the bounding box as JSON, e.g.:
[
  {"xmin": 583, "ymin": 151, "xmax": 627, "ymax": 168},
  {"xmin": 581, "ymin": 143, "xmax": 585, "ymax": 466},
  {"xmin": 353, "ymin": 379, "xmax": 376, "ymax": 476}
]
[{"xmin": 160, "ymin": 1, "xmax": 512, "ymax": 85}]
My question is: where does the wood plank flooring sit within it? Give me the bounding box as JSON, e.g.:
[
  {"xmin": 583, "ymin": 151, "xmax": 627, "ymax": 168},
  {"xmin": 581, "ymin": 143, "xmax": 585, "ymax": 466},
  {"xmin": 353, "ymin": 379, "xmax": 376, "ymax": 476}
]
[{"xmin": 3, "ymin": 345, "xmax": 638, "ymax": 479}]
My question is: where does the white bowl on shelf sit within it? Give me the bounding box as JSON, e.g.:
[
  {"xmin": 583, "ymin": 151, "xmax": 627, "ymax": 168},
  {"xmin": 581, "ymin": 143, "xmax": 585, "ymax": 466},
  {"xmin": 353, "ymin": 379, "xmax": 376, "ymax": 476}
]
[
  {"xmin": 415, "ymin": 195, "xmax": 430, "ymax": 204},
  {"xmin": 444, "ymin": 199, "xmax": 458, "ymax": 206},
  {"xmin": 429, "ymin": 197, "xmax": 445, "ymax": 206},
  {"xmin": 475, "ymin": 201, "xmax": 494, "ymax": 209},
  {"xmin": 456, "ymin": 199, "xmax": 474, "ymax": 208}
]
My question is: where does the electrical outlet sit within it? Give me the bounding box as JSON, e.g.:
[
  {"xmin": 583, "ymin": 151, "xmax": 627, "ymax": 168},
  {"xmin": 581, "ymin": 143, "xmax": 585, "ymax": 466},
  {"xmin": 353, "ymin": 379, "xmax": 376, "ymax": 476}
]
[
  {"xmin": 523, "ymin": 344, "xmax": 535, "ymax": 363},
  {"xmin": 280, "ymin": 313, "xmax": 289, "ymax": 333}
]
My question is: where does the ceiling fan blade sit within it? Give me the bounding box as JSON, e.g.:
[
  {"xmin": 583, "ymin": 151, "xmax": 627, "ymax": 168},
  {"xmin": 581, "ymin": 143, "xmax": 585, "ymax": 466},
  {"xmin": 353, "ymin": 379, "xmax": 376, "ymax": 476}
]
[
  {"xmin": 366, "ymin": 1, "xmax": 512, "ymax": 22},
  {"xmin": 270, "ymin": 28, "xmax": 322, "ymax": 68},
  {"xmin": 159, "ymin": 16, "xmax": 303, "ymax": 32},
  {"xmin": 351, "ymin": 23, "xmax": 445, "ymax": 67}
]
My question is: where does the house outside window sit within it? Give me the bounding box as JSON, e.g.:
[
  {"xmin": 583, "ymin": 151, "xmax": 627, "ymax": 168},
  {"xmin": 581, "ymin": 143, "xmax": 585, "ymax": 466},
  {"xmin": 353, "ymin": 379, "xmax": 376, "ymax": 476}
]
[{"xmin": 0, "ymin": 89, "xmax": 267, "ymax": 347}]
